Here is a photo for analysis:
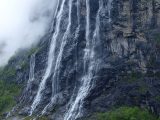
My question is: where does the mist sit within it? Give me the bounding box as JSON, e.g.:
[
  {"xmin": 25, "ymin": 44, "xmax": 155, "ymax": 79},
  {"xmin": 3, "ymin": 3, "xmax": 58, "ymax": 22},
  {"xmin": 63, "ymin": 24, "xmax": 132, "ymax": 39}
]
[{"xmin": 0, "ymin": 0, "xmax": 58, "ymax": 66}]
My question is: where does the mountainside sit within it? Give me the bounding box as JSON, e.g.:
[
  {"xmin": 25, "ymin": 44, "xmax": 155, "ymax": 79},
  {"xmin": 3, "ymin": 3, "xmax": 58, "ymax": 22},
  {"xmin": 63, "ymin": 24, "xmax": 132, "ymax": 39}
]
[{"xmin": 0, "ymin": 0, "xmax": 160, "ymax": 120}]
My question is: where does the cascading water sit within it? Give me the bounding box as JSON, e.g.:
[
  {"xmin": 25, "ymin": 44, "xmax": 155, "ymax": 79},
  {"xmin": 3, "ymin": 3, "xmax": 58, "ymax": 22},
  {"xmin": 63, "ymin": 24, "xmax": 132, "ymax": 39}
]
[
  {"xmin": 42, "ymin": 0, "xmax": 73, "ymax": 113},
  {"xmin": 64, "ymin": 0, "xmax": 93, "ymax": 119},
  {"xmin": 64, "ymin": 0, "xmax": 112, "ymax": 119},
  {"xmin": 30, "ymin": 0, "xmax": 113, "ymax": 118},
  {"xmin": 108, "ymin": 0, "xmax": 113, "ymax": 22},
  {"xmin": 50, "ymin": 0, "xmax": 72, "ymax": 100},
  {"xmin": 30, "ymin": 0, "xmax": 65, "ymax": 114},
  {"xmin": 26, "ymin": 54, "xmax": 36, "ymax": 90}
]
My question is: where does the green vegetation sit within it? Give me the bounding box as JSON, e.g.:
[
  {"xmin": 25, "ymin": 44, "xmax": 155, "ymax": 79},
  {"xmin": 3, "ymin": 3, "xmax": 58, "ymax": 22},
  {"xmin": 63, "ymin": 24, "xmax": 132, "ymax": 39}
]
[
  {"xmin": 0, "ymin": 45, "xmax": 38, "ymax": 118},
  {"xmin": 96, "ymin": 106, "xmax": 159, "ymax": 120},
  {"xmin": 0, "ymin": 66, "xmax": 21, "ymax": 117},
  {"xmin": 0, "ymin": 80, "xmax": 21, "ymax": 115},
  {"xmin": 0, "ymin": 67, "xmax": 16, "ymax": 81}
]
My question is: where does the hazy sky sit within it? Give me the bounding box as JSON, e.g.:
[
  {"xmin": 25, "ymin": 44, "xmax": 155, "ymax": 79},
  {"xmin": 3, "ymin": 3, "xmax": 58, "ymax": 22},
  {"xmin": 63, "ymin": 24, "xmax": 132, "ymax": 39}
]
[{"xmin": 0, "ymin": 0, "xmax": 57, "ymax": 66}]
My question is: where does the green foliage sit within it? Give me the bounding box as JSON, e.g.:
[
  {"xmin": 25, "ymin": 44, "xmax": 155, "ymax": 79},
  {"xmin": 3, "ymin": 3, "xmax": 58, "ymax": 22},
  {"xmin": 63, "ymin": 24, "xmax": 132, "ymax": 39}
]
[
  {"xmin": 97, "ymin": 107, "xmax": 158, "ymax": 120},
  {"xmin": 0, "ymin": 67, "xmax": 16, "ymax": 81},
  {"xmin": 0, "ymin": 64, "xmax": 20, "ymax": 116},
  {"xmin": 0, "ymin": 80, "xmax": 21, "ymax": 115}
]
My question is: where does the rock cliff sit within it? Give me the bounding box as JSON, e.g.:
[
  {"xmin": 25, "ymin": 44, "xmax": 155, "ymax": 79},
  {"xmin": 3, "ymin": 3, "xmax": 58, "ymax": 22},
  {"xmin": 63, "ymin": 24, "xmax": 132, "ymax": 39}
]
[{"xmin": 1, "ymin": 0, "xmax": 160, "ymax": 120}]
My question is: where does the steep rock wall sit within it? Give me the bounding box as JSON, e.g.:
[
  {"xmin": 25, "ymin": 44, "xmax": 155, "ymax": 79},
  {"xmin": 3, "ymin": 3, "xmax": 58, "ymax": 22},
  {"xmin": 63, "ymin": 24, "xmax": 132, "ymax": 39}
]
[{"xmin": 4, "ymin": 0, "xmax": 160, "ymax": 120}]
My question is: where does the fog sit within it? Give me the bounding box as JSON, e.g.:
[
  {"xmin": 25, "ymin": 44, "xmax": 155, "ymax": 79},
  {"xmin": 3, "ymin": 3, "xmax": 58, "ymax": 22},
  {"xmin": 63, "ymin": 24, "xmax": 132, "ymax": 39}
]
[{"xmin": 0, "ymin": 0, "xmax": 58, "ymax": 66}]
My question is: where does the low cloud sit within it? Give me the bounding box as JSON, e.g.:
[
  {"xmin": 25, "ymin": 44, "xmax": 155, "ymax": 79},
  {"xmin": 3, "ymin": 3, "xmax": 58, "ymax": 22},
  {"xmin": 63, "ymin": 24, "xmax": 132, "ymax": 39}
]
[{"xmin": 0, "ymin": 0, "xmax": 57, "ymax": 66}]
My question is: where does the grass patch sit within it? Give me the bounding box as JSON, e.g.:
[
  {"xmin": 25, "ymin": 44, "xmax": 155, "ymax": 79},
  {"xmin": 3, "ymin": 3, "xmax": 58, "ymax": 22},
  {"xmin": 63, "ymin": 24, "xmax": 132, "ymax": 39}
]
[{"xmin": 96, "ymin": 106, "xmax": 159, "ymax": 120}]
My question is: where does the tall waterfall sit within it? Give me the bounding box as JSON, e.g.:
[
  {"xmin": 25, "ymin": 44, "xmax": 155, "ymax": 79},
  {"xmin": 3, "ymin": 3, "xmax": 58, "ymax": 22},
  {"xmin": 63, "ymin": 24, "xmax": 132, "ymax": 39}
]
[
  {"xmin": 64, "ymin": 0, "xmax": 94, "ymax": 119},
  {"xmin": 30, "ymin": 0, "xmax": 113, "ymax": 118},
  {"xmin": 64, "ymin": 0, "xmax": 112, "ymax": 119},
  {"xmin": 26, "ymin": 54, "xmax": 36, "ymax": 90},
  {"xmin": 42, "ymin": 0, "xmax": 73, "ymax": 113},
  {"xmin": 51, "ymin": 0, "xmax": 72, "ymax": 99},
  {"xmin": 30, "ymin": 0, "xmax": 65, "ymax": 114}
]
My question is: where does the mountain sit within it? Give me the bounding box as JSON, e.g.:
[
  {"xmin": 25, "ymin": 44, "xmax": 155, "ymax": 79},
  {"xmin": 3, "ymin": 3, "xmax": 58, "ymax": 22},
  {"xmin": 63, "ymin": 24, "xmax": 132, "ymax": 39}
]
[{"xmin": 0, "ymin": 0, "xmax": 160, "ymax": 120}]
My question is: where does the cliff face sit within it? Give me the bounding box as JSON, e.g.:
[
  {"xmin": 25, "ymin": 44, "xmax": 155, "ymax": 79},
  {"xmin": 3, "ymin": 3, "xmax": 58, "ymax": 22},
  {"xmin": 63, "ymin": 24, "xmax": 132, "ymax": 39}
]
[{"xmin": 2, "ymin": 0, "xmax": 160, "ymax": 120}]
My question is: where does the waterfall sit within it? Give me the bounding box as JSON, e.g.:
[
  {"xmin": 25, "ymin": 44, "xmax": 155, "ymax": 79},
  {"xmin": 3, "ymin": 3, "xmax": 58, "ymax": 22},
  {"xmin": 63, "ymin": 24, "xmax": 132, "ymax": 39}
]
[
  {"xmin": 108, "ymin": 0, "xmax": 113, "ymax": 22},
  {"xmin": 42, "ymin": 0, "xmax": 73, "ymax": 114},
  {"xmin": 30, "ymin": 0, "xmax": 113, "ymax": 118},
  {"xmin": 26, "ymin": 54, "xmax": 35, "ymax": 90},
  {"xmin": 30, "ymin": 0, "xmax": 66, "ymax": 114},
  {"xmin": 64, "ymin": 0, "xmax": 92, "ymax": 119},
  {"xmin": 51, "ymin": 0, "xmax": 72, "ymax": 99},
  {"xmin": 64, "ymin": 0, "xmax": 112, "ymax": 119}
]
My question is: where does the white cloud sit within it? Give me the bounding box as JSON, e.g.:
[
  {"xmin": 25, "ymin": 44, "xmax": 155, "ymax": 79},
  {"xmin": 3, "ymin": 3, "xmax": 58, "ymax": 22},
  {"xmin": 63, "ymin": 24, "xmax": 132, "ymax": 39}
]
[{"xmin": 0, "ymin": 0, "xmax": 57, "ymax": 66}]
